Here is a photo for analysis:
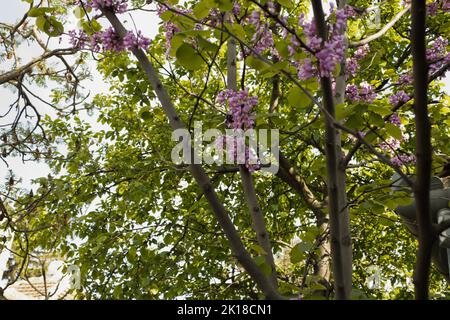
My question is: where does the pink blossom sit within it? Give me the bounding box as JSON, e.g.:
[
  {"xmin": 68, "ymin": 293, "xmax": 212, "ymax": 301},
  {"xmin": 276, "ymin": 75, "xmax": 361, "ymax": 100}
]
[
  {"xmin": 391, "ymin": 155, "xmax": 416, "ymax": 167},
  {"xmin": 345, "ymin": 82, "xmax": 377, "ymax": 103},
  {"xmin": 396, "ymin": 74, "xmax": 413, "ymax": 85},
  {"xmin": 297, "ymin": 59, "xmax": 317, "ymax": 80},
  {"xmin": 81, "ymin": 0, "xmax": 128, "ymax": 13},
  {"xmin": 388, "ymin": 90, "xmax": 410, "ymax": 105},
  {"xmin": 217, "ymin": 89, "xmax": 261, "ymax": 171},
  {"xmin": 68, "ymin": 30, "xmax": 89, "ymax": 49}
]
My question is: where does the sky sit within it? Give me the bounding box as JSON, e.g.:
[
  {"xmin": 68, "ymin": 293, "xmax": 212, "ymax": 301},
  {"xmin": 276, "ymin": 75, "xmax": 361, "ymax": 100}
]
[{"xmin": 0, "ymin": 1, "xmax": 449, "ymax": 190}]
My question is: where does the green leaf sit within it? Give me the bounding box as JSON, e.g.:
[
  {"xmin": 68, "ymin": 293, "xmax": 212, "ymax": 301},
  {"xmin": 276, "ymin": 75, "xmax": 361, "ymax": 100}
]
[
  {"xmin": 249, "ymin": 244, "xmax": 267, "ymax": 255},
  {"xmin": 193, "ymin": 0, "xmax": 214, "ymax": 19},
  {"xmin": 254, "ymin": 256, "xmax": 271, "ymax": 276},
  {"xmin": 228, "ymin": 23, "xmax": 246, "ymax": 40},
  {"xmin": 245, "ymin": 55, "xmax": 270, "ymax": 72},
  {"xmin": 196, "ymin": 36, "xmax": 219, "ymax": 54},
  {"xmin": 139, "ymin": 107, "xmax": 152, "ymax": 121},
  {"xmin": 28, "ymin": 7, "xmax": 55, "ymax": 17},
  {"xmin": 169, "ymin": 34, "xmax": 185, "ymax": 56},
  {"xmin": 175, "ymin": 43, "xmax": 204, "ymax": 70},
  {"xmin": 35, "ymin": 16, "xmax": 46, "ymax": 31},
  {"xmin": 45, "ymin": 17, "xmax": 64, "ymax": 37},
  {"xmin": 287, "ymin": 87, "xmax": 310, "ymax": 109},
  {"xmin": 277, "ymin": 0, "xmax": 294, "ymax": 8},
  {"xmin": 290, "ymin": 242, "xmax": 309, "ymax": 263},
  {"xmin": 159, "ymin": 10, "xmax": 174, "ymax": 21},
  {"xmin": 385, "ymin": 123, "xmax": 403, "ymax": 140},
  {"xmin": 213, "ymin": 0, "xmax": 233, "ymax": 11},
  {"xmin": 73, "ymin": 6, "xmax": 85, "ymax": 19},
  {"xmin": 368, "ymin": 105, "xmax": 391, "ymax": 117},
  {"xmin": 336, "ymin": 103, "xmax": 352, "ymax": 121}
]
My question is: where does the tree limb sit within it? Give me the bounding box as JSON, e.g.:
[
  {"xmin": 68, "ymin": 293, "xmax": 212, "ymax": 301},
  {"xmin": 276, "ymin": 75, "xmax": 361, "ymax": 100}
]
[
  {"xmin": 102, "ymin": 8, "xmax": 283, "ymax": 300},
  {"xmin": 226, "ymin": 15, "xmax": 279, "ymax": 289},
  {"xmin": 311, "ymin": 0, "xmax": 351, "ymax": 300},
  {"xmin": 411, "ymin": 0, "xmax": 433, "ymax": 300},
  {"xmin": 349, "ymin": 5, "xmax": 411, "ymax": 47}
]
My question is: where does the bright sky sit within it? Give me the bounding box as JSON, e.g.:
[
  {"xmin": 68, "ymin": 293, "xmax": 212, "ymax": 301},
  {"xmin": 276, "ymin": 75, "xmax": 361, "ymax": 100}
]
[{"xmin": 0, "ymin": 1, "xmax": 449, "ymax": 190}]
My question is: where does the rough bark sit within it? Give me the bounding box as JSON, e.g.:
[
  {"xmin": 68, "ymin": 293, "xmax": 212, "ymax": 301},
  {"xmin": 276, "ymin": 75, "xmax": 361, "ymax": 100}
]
[
  {"xmin": 311, "ymin": 0, "xmax": 351, "ymax": 300},
  {"xmin": 334, "ymin": 0, "xmax": 352, "ymax": 300},
  {"xmin": 411, "ymin": 0, "xmax": 433, "ymax": 300}
]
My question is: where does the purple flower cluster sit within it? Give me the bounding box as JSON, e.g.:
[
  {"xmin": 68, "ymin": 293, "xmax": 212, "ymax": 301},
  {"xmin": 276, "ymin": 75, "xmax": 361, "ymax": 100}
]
[
  {"xmin": 426, "ymin": 36, "xmax": 450, "ymax": 74},
  {"xmin": 288, "ymin": 35, "xmax": 301, "ymax": 56},
  {"xmin": 297, "ymin": 8, "xmax": 348, "ymax": 78},
  {"xmin": 296, "ymin": 59, "xmax": 317, "ymax": 80},
  {"xmin": 396, "ymin": 73, "xmax": 413, "ymax": 86},
  {"xmin": 388, "ymin": 113, "xmax": 402, "ymax": 127},
  {"xmin": 246, "ymin": 10, "xmax": 274, "ymax": 55},
  {"xmin": 123, "ymin": 31, "xmax": 151, "ymax": 51},
  {"xmin": 161, "ymin": 22, "xmax": 180, "ymax": 56},
  {"xmin": 81, "ymin": 0, "xmax": 128, "ymax": 13},
  {"xmin": 217, "ymin": 89, "xmax": 258, "ymax": 130},
  {"xmin": 388, "ymin": 90, "xmax": 410, "ymax": 105},
  {"xmin": 98, "ymin": 28, "xmax": 150, "ymax": 51},
  {"xmin": 344, "ymin": 5, "xmax": 357, "ymax": 18},
  {"xmin": 217, "ymin": 135, "xmax": 260, "ymax": 172},
  {"xmin": 427, "ymin": 0, "xmax": 450, "ymax": 15},
  {"xmin": 157, "ymin": 4, "xmax": 195, "ymax": 56},
  {"xmin": 68, "ymin": 27, "xmax": 150, "ymax": 52},
  {"xmin": 379, "ymin": 113, "xmax": 408, "ymax": 153},
  {"xmin": 68, "ymin": 29, "xmax": 89, "ymax": 49},
  {"xmin": 403, "ymin": 0, "xmax": 450, "ymax": 14},
  {"xmin": 100, "ymin": 27, "xmax": 125, "ymax": 51},
  {"xmin": 346, "ymin": 44, "xmax": 370, "ymax": 77},
  {"xmin": 216, "ymin": 89, "xmax": 260, "ymax": 172},
  {"xmin": 315, "ymin": 35, "xmax": 346, "ymax": 77},
  {"xmin": 345, "ymin": 82, "xmax": 377, "ymax": 103},
  {"xmin": 391, "ymin": 154, "xmax": 416, "ymax": 167},
  {"xmin": 233, "ymin": 2, "xmax": 241, "ymax": 16}
]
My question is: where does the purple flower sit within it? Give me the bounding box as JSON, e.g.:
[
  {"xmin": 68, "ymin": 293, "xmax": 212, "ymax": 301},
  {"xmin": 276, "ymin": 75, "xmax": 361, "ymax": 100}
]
[
  {"xmin": 315, "ymin": 35, "xmax": 345, "ymax": 77},
  {"xmin": 391, "ymin": 155, "xmax": 416, "ymax": 167},
  {"xmin": 297, "ymin": 10, "xmax": 348, "ymax": 78},
  {"xmin": 334, "ymin": 9, "xmax": 347, "ymax": 31},
  {"xmin": 122, "ymin": 31, "xmax": 151, "ymax": 51},
  {"xmin": 232, "ymin": 2, "xmax": 241, "ymax": 15},
  {"xmin": 82, "ymin": 0, "xmax": 128, "ymax": 14},
  {"xmin": 161, "ymin": 21, "xmax": 180, "ymax": 56},
  {"xmin": 100, "ymin": 27, "xmax": 124, "ymax": 51},
  {"xmin": 388, "ymin": 113, "xmax": 402, "ymax": 126},
  {"xmin": 297, "ymin": 59, "xmax": 317, "ymax": 80},
  {"xmin": 217, "ymin": 89, "xmax": 258, "ymax": 130},
  {"xmin": 217, "ymin": 88, "xmax": 261, "ymax": 171},
  {"xmin": 388, "ymin": 90, "xmax": 410, "ymax": 105},
  {"xmin": 397, "ymin": 73, "xmax": 413, "ymax": 85},
  {"xmin": 345, "ymin": 82, "xmax": 376, "ymax": 103},
  {"xmin": 68, "ymin": 29, "xmax": 89, "ymax": 49},
  {"xmin": 427, "ymin": 36, "xmax": 450, "ymax": 75},
  {"xmin": 346, "ymin": 84, "xmax": 359, "ymax": 101}
]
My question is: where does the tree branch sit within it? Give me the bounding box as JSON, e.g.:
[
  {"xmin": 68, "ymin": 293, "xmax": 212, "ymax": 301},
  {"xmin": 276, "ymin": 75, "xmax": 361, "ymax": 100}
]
[
  {"xmin": 102, "ymin": 8, "xmax": 283, "ymax": 300},
  {"xmin": 226, "ymin": 15, "xmax": 279, "ymax": 289},
  {"xmin": 311, "ymin": 0, "xmax": 351, "ymax": 300},
  {"xmin": 411, "ymin": 0, "xmax": 433, "ymax": 300},
  {"xmin": 349, "ymin": 5, "xmax": 411, "ymax": 47}
]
